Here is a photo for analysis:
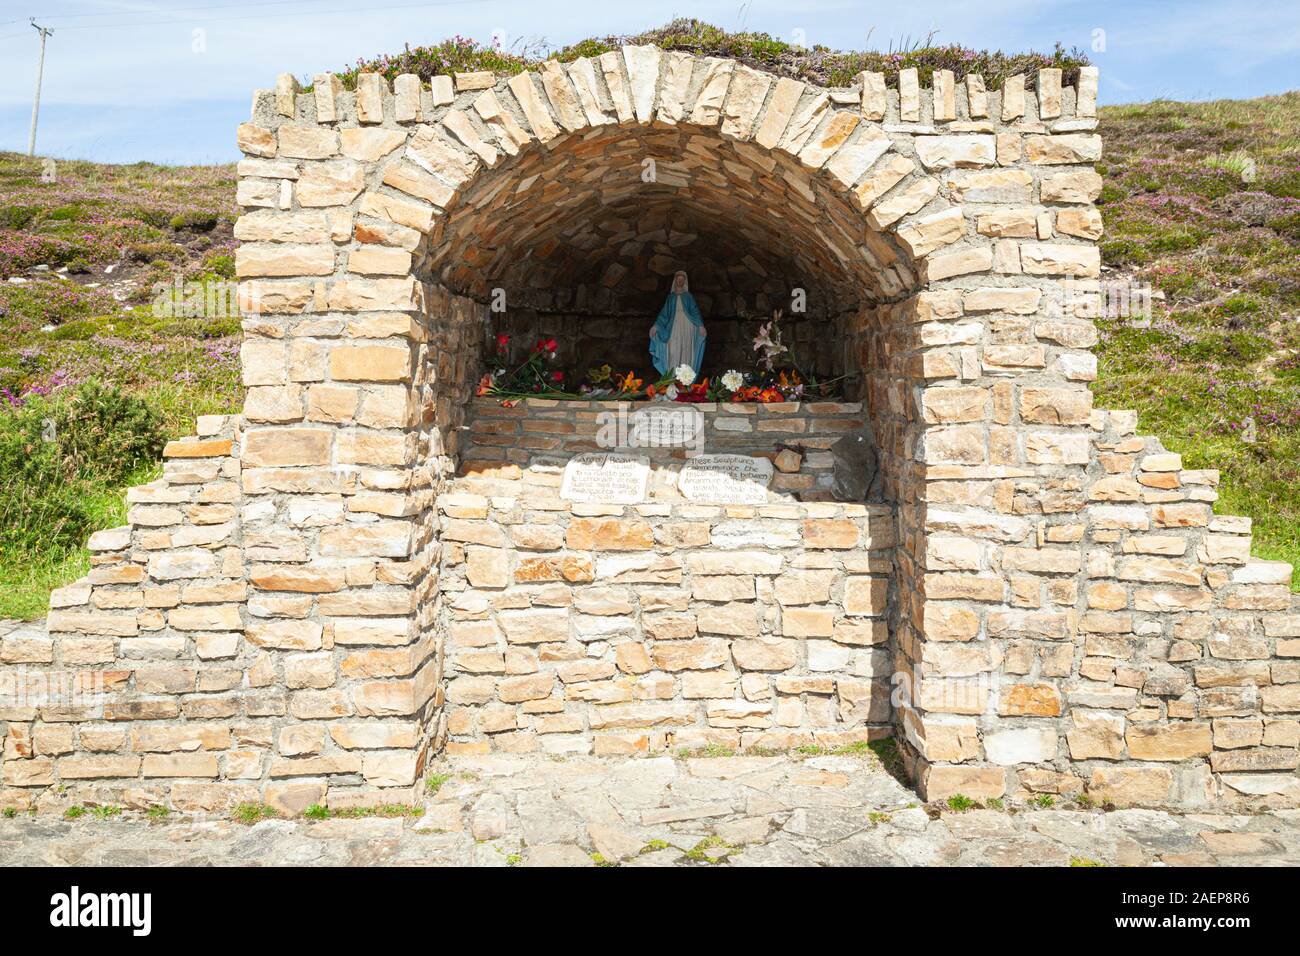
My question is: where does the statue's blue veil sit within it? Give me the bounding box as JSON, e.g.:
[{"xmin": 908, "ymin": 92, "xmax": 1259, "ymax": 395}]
[{"xmin": 649, "ymin": 274, "xmax": 706, "ymax": 376}]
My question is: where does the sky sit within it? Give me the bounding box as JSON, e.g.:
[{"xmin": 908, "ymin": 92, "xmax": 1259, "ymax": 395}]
[{"xmin": 0, "ymin": 0, "xmax": 1298, "ymax": 165}]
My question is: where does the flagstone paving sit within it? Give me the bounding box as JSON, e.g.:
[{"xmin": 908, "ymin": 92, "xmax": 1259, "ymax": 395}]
[{"xmin": 2, "ymin": 751, "xmax": 1300, "ymax": 866}]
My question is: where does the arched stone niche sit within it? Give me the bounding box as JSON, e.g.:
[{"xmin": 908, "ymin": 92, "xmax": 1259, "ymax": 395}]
[{"xmin": 6, "ymin": 51, "xmax": 1295, "ymax": 817}]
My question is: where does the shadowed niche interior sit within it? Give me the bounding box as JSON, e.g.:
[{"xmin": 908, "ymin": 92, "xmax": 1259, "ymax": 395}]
[{"xmin": 422, "ymin": 123, "xmax": 919, "ymax": 391}]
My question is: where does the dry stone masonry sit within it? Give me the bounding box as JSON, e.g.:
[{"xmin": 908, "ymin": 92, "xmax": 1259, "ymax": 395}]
[{"xmin": 2, "ymin": 48, "xmax": 1297, "ymax": 815}]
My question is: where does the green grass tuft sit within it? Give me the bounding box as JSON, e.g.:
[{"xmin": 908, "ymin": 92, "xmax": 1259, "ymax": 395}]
[
  {"xmin": 231, "ymin": 802, "xmax": 277, "ymax": 825},
  {"xmin": 425, "ymin": 771, "xmax": 454, "ymax": 795}
]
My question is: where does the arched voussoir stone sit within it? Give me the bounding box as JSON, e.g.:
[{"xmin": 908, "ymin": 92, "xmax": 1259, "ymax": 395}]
[{"xmin": 353, "ymin": 49, "xmax": 966, "ymax": 316}]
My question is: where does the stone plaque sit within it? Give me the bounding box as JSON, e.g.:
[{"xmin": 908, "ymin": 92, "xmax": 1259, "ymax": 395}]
[
  {"xmin": 560, "ymin": 453, "xmax": 650, "ymax": 504},
  {"xmin": 678, "ymin": 454, "xmax": 774, "ymax": 504},
  {"xmin": 627, "ymin": 405, "xmax": 703, "ymax": 449}
]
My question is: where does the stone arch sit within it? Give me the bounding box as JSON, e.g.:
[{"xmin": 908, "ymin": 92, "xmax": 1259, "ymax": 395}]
[
  {"xmin": 352, "ymin": 50, "xmax": 965, "ymax": 508},
  {"xmin": 395, "ymin": 53, "xmax": 947, "ymax": 308}
]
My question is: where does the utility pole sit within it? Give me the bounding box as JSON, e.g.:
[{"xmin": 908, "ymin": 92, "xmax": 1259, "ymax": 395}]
[{"xmin": 28, "ymin": 19, "xmax": 53, "ymax": 158}]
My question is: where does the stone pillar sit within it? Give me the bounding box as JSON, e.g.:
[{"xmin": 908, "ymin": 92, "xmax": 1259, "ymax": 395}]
[
  {"xmin": 888, "ymin": 69, "xmax": 1107, "ymax": 802},
  {"xmin": 233, "ymin": 77, "xmax": 458, "ymax": 809}
]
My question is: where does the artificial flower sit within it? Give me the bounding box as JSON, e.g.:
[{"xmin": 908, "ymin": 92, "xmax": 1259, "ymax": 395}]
[
  {"xmin": 721, "ymin": 369, "xmax": 744, "ymax": 392},
  {"xmin": 674, "ymin": 364, "xmax": 696, "ymax": 386},
  {"xmin": 674, "ymin": 381, "xmax": 711, "ymax": 403}
]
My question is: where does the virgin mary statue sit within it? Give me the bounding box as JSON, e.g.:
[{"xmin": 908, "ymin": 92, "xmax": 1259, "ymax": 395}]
[{"xmin": 649, "ymin": 271, "xmax": 706, "ymax": 378}]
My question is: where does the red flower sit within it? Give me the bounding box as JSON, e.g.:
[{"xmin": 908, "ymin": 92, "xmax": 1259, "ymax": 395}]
[
  {"xmin": 495, "ymin": 333, "xmax": 510, "ymax": 349},
  {"xmin": 551, "ymin": 370, "xmax": 565, "ymax": 383},
  {"xmin": 674, "ymin": 381, "xmax": 711, "ymax": 403}
]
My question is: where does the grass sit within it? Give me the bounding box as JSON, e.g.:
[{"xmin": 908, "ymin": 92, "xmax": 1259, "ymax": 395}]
[
  {"xmin": 231, "ymin": 802, "xmax": 278, "ymax": 824},
  {"xmin": 303, "ymin": 803, "xmax": 422, "ymax": 820},
  {"xmin": 0, "ymin": 457, "xmax": 157, "ymax": 619},
  {"xmin": 675, "ymin": 742, "xmax": 737, "ymax": 759},
  {"xmin": 684, "ymin": 834, "xmax": 736, "ymax": 863},
  {"xmin": 0, "ymin": 152, "xmax": 240, "ymax": 617},
  {"xmin": 339, "ymin": 18, "xmax": 1089, "ymax": 91},
  {"xmin": 1095, "ymin": 93, "xmax": 1300, "ymax": 587},
  {"xmin": 425, "ymin": 771, "xmax": 454, "ymax": 796}
]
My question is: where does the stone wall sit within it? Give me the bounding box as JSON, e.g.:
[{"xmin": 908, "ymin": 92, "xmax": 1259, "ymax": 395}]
[
  {"xmin": 0, "ymin": 276, "xmax": 483, "ymax": 816},
  {"xmin": 0, "ymin": 417, "xmax": 260, "ymax": 810},
  {"xmin": 3, "ymin": 47, "xmax": 1298, "ymax": 813},
  {"xmin": 462, "ymin": 396, "xmax": 868, "ymax": 498},
  {"xmin": 437, "ymin": 478, "xmax": 895, "ymax": 756}
]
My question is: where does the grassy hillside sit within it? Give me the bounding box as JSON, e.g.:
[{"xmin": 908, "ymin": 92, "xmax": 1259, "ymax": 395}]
[
  {"xmin": 0, "ymin": 91, "xmax": 1297, "ymax": 618},
  {"xmin": 0, "ymin": 155, "xmax": 241, "ymax": 617},
  {"xmin": 1092, "ymin": 93, "xmax": 1300, "ymax": 585}
]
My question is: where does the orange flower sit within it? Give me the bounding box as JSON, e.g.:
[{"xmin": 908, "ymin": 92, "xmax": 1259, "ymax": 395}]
[{"xmin": 475, "ymin": 373, "xmax": 494, "ymax": 396}]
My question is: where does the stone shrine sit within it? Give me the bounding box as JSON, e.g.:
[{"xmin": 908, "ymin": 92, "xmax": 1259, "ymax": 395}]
[{"xmin": 2, "ymin": 48, "xmax": 1298, "ymax": 816}]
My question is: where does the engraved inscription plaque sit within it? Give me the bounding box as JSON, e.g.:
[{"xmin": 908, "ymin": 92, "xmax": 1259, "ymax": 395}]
[
  {"xmin": 678, "ymin": 454, "xmax": 774, "ymax": 504},
  {"xmin": 559, "ymin": 453, "xmax": 650, "ymax": 503}
]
